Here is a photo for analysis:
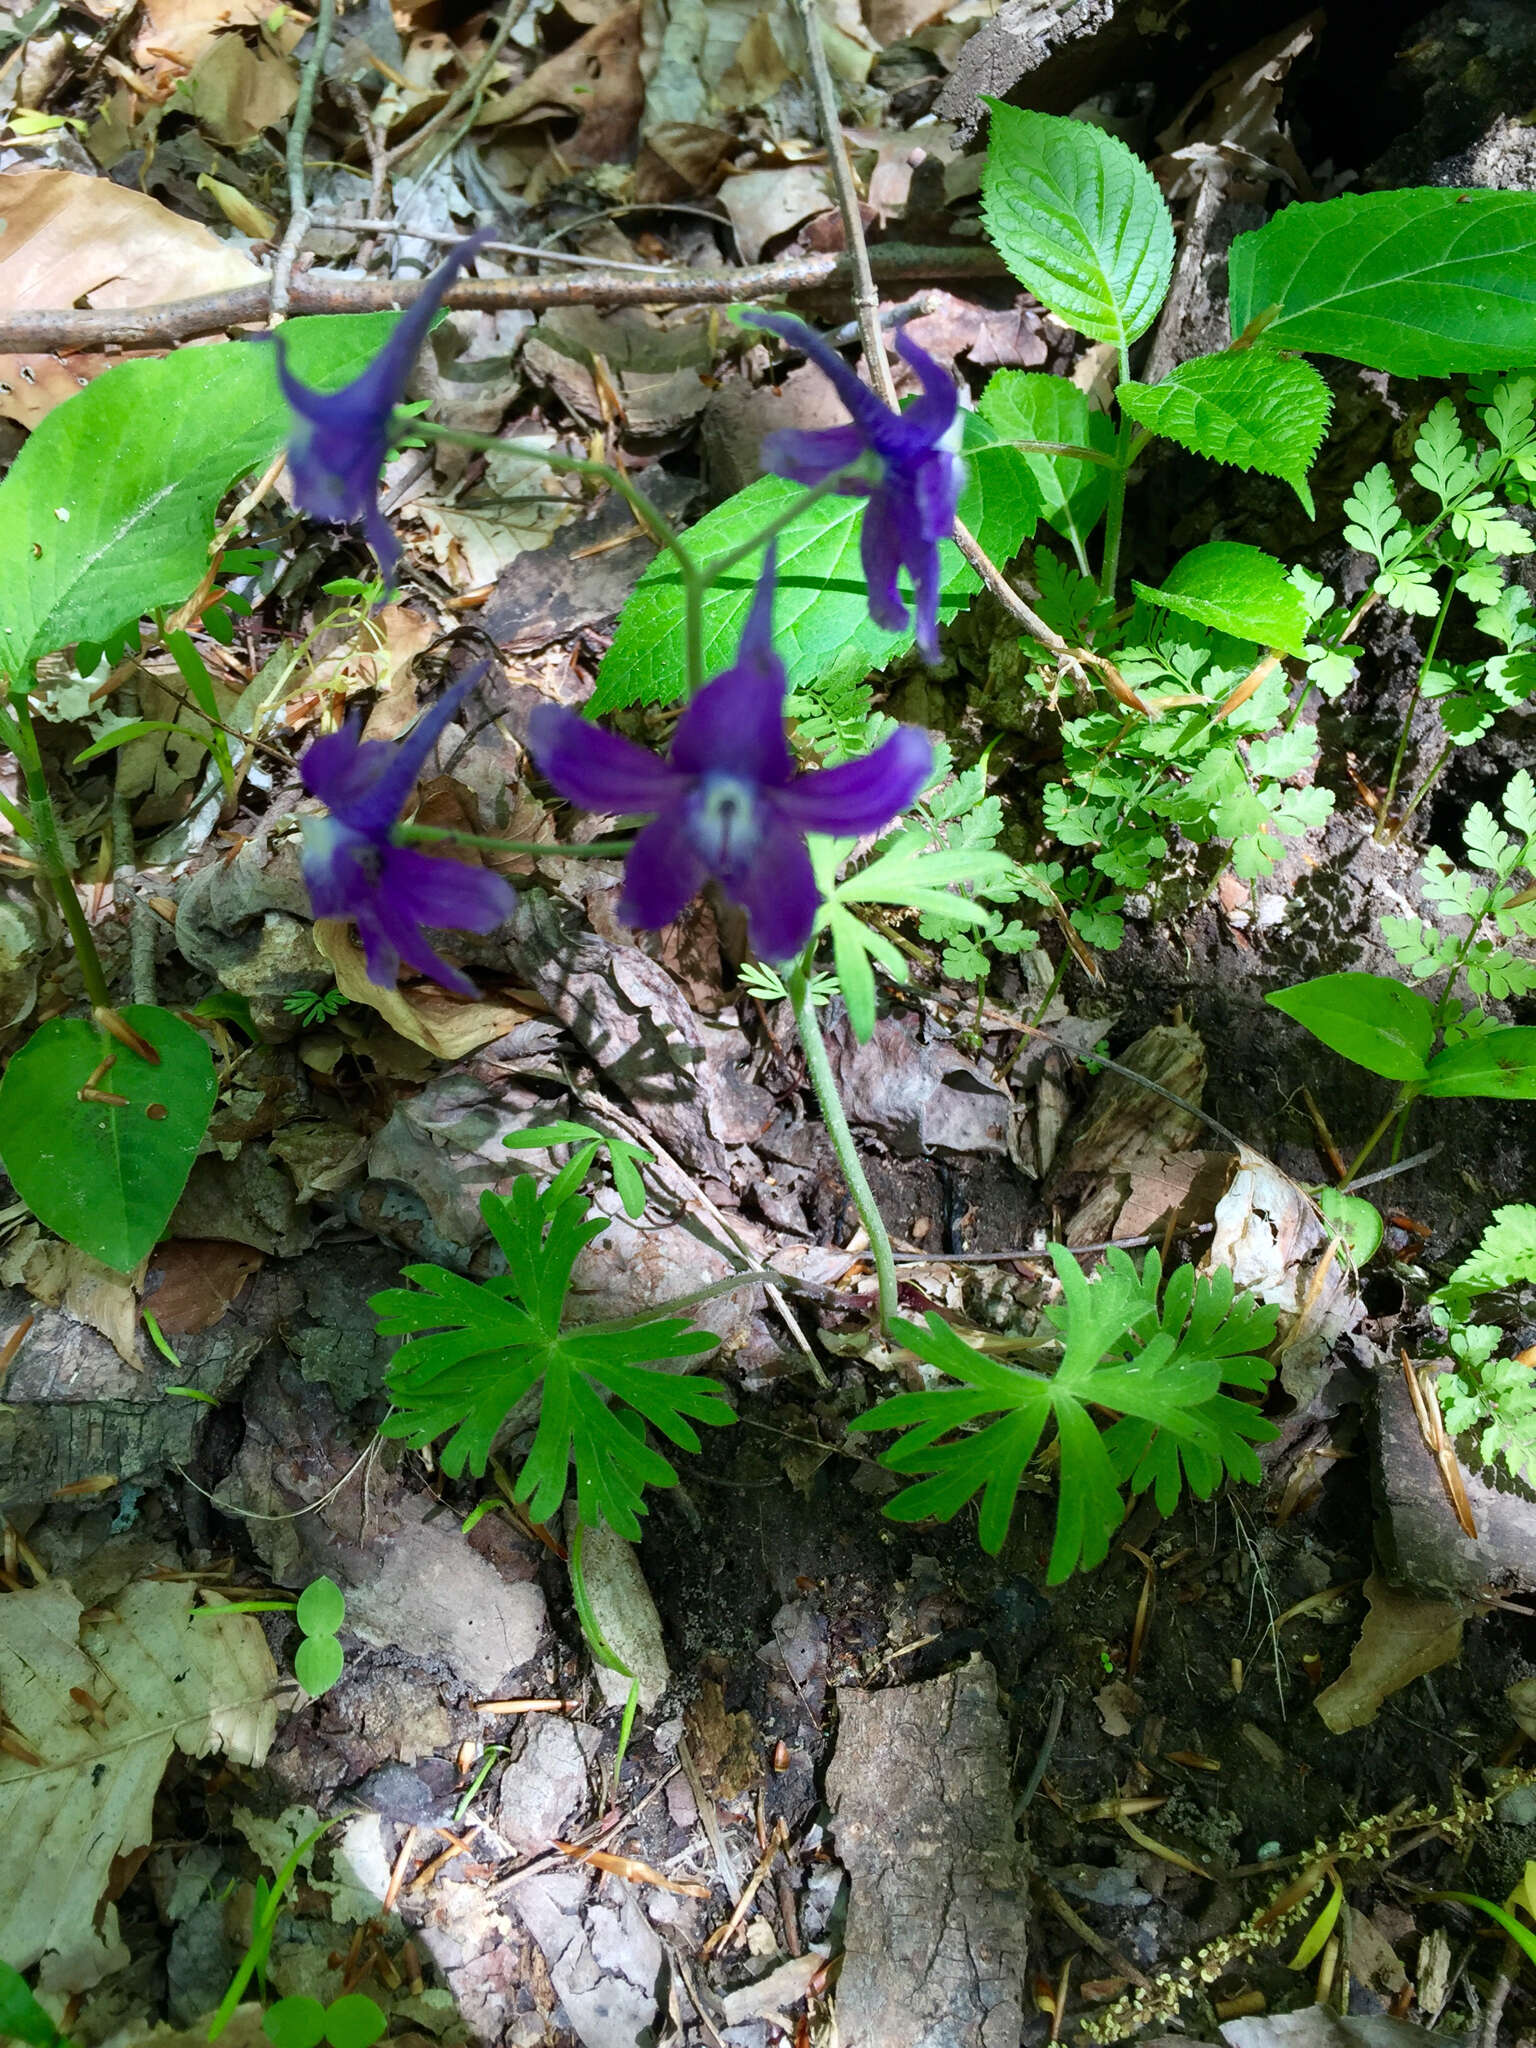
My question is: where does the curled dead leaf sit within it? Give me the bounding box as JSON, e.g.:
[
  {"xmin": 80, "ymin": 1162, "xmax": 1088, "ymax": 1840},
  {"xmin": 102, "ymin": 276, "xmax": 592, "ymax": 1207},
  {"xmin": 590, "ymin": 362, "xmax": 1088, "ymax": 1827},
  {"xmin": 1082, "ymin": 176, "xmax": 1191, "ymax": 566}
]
[{"xmin": 313, "ymin": 919, "xmax": 544, "ymax": 1060}]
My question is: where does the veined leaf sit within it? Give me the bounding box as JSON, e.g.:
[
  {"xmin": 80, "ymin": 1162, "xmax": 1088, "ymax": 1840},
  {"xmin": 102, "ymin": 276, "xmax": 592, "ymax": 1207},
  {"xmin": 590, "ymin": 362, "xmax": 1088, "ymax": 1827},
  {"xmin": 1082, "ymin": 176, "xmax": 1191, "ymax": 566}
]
[
  {"xmin": 1228, "ymin": 188, "xmax": 1536, "ymax": 376},
  {"xmin": 1118, "ymin": 352, "xmax": 1332, "ymax": 514},
  {"xmin": 1133, "ymin": 541, "xmax": 1310, "ymax": 656},
  {"xmin": 591, "ymin": 412, "xmax": 1039, "ymax": 713},
  {"xmin": 977, "ymin": 368, "xmax": 1116, "ymax": 558},
  {"xmin": 1266, "ymin": 971, "xmax": 1436, "ymax": 1081},
  {"xmin": 0, "ymin": 315, "xmax": 402, "ymax": 678},
  {"xmin": 1421, "ymin": 1026, "xmax": 1536, "ymax": 1099},
  {"xmin": 980, "ymin": 102, "xmax": 1174, "ymax": 351}
]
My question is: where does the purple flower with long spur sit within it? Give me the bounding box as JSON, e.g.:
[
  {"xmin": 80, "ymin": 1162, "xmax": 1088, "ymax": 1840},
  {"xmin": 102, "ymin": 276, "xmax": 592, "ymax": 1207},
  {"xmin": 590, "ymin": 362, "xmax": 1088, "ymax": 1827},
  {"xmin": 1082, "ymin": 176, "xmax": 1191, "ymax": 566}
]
[
  {"xmin": 267, "ymin": 229, "xmax": 493, "ymax": 579},
  {"xmin": 300, "ymin": 665, "xmax": 514, "ymax": 996},
  {"xmin": 740, "ymin": 309, "xmax": 965, "ymax": 663},
  {"xmin": 526, "ymin": 551, "xmax": 932, "ymax": 962}
]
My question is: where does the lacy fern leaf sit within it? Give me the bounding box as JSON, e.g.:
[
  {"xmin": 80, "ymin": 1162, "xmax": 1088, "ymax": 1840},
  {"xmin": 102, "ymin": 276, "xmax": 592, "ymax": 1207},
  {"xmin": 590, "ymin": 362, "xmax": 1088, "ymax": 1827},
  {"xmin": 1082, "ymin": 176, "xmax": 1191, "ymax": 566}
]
[
  {"xmin": 374, "ymin": 1175, "xmax": 729, "ymax": 1538},
  {"xmin": 848, "ymin": 1246, "xmax": 1278, "ymax": 1582}
]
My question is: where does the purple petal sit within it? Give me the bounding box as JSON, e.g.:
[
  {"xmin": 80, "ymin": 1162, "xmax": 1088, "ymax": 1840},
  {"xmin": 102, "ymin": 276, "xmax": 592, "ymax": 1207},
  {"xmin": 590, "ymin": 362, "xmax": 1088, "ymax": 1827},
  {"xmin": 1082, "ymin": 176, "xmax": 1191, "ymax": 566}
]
[
  {"xmin": 894, "ymin": 325, "xmax": 960, "ymax": 442},
  {"xmin": 301, "ymin": 670, "xmax": 488, "ymax": 839},
  {"xmin": 527, "ymin": 703, "xmax": 684, "ymax": 815},
  {"xmin": 773, "ymin": 725, "xmax": 933, "ymax": 835},
  {"xmin": 912, "ymin": 441, "xmax": 965, "ymax": 544},
  {"xmin": 618, "ymin": 813, "xmax": 708, "ymax": 929},
  {"xmin": 908, "ymin": 528, "xmax": 943, "ymax": 664},
  {"xmin": 354, "ymin": 891, "xmax": 480, "ymax": 997},
  {"xmin": 266, "ymin": 229, "xmax": 493, "ymax": 545},
  {"xmin": 725, "ymin": 810, "xmax": 821, "ymax": 962},
  {"xmin": 859, "ymin": 489, "xmax": 909, "ymax": 635},
  {"xmin": 670, "ymin": 553, "xmax": 794, "ymax": 788},
  {"xmin": 759, "ymin": 422, "xmax": 871, "ymax": 488},
  {"xmin": 739, "ymin": 310, "xmax": 891, "ymax": 436},
  {"xmin": 365, "ymin": 667, "xmax": 488, "ymax": 829},
  {"xmin": 376, "ymin": 841, "xmax": 515, "ymax": 933}
]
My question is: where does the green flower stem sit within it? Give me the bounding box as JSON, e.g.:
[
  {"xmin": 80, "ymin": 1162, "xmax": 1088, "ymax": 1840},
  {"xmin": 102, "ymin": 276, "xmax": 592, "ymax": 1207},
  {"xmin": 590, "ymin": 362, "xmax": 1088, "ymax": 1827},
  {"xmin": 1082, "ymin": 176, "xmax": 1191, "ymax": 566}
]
[
  {"xmin": 401, "ymin": 420, "xmax": 862, "ymax": 700},
  {"xmin": 700, "ymin": 469, "xmax": 852, "ymax": 591},
  {"xmin": 1340, "ymin": 1095, "xmax": 1411, "ymax": 1189},
  {"xmin": 9, "ymin": 684, "xmax": 112, "ymax": 1009},
  {"xmin": 1377, "ymin": 576, "xmax": 1456, "ymax": 842},
  {"xmin": 1393, "ymin": 738, "xmax": 1456, "ymax": 836},
  {"xmin": 787, "ymin": 957, "xmax": 899, "ymax": 1329},
  {"xmin": 1097, "ymin": 409, "xmax": 1137, "ymax": 602},
  {"xmin": 396, "ymin": 824, "xmax": 633, "ymax": 857}
]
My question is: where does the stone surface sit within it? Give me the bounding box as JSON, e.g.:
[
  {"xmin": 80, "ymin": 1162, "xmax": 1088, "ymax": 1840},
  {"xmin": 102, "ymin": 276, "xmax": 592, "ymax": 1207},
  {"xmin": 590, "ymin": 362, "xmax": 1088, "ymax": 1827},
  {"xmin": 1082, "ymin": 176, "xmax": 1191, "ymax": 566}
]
[{"xmin": 496, "ymin": 1715, "xmax": 601, "ymax": 1849}]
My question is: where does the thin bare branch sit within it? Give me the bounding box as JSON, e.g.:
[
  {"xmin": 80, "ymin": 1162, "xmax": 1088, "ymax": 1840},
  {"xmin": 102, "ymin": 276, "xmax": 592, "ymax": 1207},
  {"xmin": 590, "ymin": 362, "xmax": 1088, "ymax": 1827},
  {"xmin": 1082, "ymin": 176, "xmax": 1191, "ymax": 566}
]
[{"xmin": 0, "ymin": 244, "xmax": 1005, "ymax": 354}]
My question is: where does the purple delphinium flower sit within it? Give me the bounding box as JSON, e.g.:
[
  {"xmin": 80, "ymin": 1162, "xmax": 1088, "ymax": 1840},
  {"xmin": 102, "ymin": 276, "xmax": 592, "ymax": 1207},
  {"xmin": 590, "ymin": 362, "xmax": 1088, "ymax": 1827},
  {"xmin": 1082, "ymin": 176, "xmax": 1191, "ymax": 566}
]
[
  {"xmin": 740, "ymin": 308, "xmax": 965, "ymax": 663},
  {"xmin": 526, "ymin": 551, "xmax": 932, "ymax": 962},
  {"xmin": 300, "ymin": 665, "xmax": 514, "ymax": 996},
  {"xmin": 267, "ymin": 229, "xmax": 493, "ymax": 579}
]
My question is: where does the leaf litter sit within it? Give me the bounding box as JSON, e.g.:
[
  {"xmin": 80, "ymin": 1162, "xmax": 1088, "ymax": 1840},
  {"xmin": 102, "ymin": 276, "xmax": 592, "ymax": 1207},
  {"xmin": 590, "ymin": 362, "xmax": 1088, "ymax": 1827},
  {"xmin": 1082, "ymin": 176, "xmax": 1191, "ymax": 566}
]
[{"xmin": 0, "ymin": 0, "xmax": 1535, "ymax": 2044}]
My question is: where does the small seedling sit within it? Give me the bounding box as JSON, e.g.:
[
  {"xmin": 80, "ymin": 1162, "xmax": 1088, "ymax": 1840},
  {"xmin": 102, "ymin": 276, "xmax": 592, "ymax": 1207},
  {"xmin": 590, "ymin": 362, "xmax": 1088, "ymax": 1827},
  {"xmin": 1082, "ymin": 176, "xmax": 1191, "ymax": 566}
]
[
  {"xmin": 282, "ymin": 988, "xmax": 350, "ymax": 1029},
  {"xmin": 263, "ymin": 1994, "xmax": 386, "ymax": 2048}
]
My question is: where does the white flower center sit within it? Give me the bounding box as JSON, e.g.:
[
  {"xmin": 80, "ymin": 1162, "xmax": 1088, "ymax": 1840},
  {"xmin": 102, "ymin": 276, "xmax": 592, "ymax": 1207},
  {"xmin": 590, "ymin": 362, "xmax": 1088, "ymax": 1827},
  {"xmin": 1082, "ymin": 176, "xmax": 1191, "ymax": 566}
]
[{"xmin": 689, "ymin": 774, "xmax": 761, "ymax": 874}]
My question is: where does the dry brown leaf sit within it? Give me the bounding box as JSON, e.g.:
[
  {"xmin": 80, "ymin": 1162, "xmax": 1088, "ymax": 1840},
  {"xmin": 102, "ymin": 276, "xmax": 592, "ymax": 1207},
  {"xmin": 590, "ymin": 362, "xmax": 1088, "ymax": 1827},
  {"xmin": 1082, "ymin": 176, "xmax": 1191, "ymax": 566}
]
[
  {"xmin": 718, "ymin": 165, "xmax": 832, "ymax": 264},
  {"xmin": 0, "ymin": 170, "xmax": 261, "ymax": 426},
  {"xmin": 477, "ymin": 4, "xmax": 643, "ymax": 163},
  {"xmin": 0, "ymin": 1230, "xmax": 145, "ymax": 1365},
  {"xmin": 313, "ymin": 919, "xmax": 540, "ymax": 1059},
  {"xmin": 180, "ymin": 32, "xmax": 297, "ymax": 148},
  {"xmin": 142, "ymin": 1239, "xmax": 264, "ymax": 1334},
  {"xmin": 0, "ymin": 1579, "xmax": 277, "ymax": 1988},
  {"xmin": 131, "ymin": 0, "xmax": 302, "ymax": 95},
  {"xmin": 1313, "ymin": 1572, "xmax": 1469, "ymax": 1734}
]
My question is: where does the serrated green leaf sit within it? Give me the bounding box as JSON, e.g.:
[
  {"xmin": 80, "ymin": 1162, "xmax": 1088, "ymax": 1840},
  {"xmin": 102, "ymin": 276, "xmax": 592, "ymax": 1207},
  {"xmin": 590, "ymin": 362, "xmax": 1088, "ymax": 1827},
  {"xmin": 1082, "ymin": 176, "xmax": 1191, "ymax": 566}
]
[
  {"xmin": 1133, "ymin": 541, "xmax": 1310, "ymax": 655},
  {"xmin": 980, "ymin": 102, "xmax": 1174, "ymax": 350},
  {"xmin": 0, "ymin": 316, "xmax": 402, "ymax": 677},
  {"xmin": 1228, "ymin": 189, "xmax": 1536, "ymax": 376},
  {"xmin": 591, "ymin": 411, "xmax": 1039, "ymax": 713},
  {"xmin": 1266, "ymin": 971, "xmax": 1436, "ymax": 1080},
  {"xmin": 1118, "ymin": 351, "xmax": 1332, "ymax": 514},
  {"xmin": 977, "ymin": 368, "xmax": 1116, "ymax": 553}
]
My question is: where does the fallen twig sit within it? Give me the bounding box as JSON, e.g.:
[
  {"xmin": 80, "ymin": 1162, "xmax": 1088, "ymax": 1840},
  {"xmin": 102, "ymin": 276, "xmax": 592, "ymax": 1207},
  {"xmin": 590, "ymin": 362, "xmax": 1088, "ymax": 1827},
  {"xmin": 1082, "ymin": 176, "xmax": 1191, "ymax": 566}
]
[{"xmin": 0, "ymin": 244, "xmax": 1006, "ymax": 354}]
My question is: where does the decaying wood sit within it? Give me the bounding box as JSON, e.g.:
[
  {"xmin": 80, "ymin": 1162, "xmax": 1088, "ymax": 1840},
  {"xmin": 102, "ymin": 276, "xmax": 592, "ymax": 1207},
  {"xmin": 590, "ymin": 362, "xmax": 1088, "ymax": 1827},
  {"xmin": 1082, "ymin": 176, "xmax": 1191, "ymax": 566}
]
[{"xmin": 827, "ymin": 1653, "xmax": 1028, "ymax": 2048}]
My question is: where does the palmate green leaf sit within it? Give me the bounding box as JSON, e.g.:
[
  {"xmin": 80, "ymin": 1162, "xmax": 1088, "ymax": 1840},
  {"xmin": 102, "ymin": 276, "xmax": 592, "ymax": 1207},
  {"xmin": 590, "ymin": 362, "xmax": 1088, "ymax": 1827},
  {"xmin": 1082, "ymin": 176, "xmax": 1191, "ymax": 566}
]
[
  {"xmin": 0, "ymin": 314, "xmax": 400, "ymax": 677},
  {"xmin": 1118, "ymin": 351, "xmax": 1333, "ymax": 514},
  {"xmin": 849, "ymin": 1245, "xmax": 1277, "ymax": 1583},
  {"xmin": 1133, "ymin": 541, "xmax": 1310, "ymax": 656},
  {"xmin": 591, "ymin": 411, "xmax": 1040, "ymax": 713},
  {"xmin": 1227, "ymin": 188, "xmax": 1536, "ymax": 376},
  {"xmin": 810, "ymin": 828, "xmax": 1019, "ymax": 1041},
  {"xmin": 980, "ymin": 102, "xmax": 1174, "ymax": 350},
  {"xmin": 976, "ymin": 368, "xmax": 1116, "ymax": 559},
  {"xmin": 375, "ymin": 1178, "xmax": 729, "ymax": 1537},
  {"xmin": 1265, "ymin": 971, "xmax": 1436, "ymax": 1080}
]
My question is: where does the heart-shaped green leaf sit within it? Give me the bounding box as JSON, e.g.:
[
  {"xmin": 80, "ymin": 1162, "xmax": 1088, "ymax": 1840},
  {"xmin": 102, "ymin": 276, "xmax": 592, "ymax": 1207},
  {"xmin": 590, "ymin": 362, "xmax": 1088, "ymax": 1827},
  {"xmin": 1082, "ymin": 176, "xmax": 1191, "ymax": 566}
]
[{"xmin": 0, "ymin": 1004, "xmax": 216, "ymax": 1270}]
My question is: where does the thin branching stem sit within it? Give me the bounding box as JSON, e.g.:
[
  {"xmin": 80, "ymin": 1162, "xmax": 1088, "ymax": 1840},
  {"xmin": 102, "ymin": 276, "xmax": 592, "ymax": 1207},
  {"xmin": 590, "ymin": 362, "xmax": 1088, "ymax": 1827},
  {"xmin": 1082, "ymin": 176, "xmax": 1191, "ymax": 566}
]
[
  {"xmin": 1378, "ymin": 577, "xmax": 1457, "ymax": 840},
  {"xmin": 271, "ymin": 0, "xmax": 337, "ymax": 318},
  {"xmin": 789, "ymin": 959, "xmax": 900, "ymax": 1330},
  {"xmin": 9, "ymin": 684, "xmax": 112, "ymax": 1008}
]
